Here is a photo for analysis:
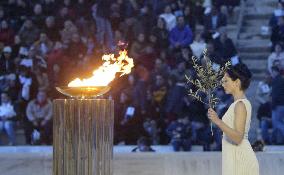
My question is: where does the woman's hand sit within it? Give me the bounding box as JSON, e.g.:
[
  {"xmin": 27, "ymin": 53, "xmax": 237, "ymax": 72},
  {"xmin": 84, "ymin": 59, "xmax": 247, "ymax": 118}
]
[{"xmin": 207, "ymin": 108, "xmax": 221, "ymax": 125}]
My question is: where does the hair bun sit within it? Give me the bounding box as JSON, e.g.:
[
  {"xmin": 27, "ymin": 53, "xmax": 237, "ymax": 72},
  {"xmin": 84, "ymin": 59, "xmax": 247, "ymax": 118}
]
[
  {"xmin": 233, "ymin": 63, "xmax": 252, "ymax": 80},
  {"xmin": 227, "ymin": 63, "xmax": 252, "ymax": 90}
]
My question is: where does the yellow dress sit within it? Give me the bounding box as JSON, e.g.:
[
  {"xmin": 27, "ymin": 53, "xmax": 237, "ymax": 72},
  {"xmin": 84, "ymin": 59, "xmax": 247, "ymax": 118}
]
[{"xmin": 222, "ymin": 99, "xmax": 259, "ymax": 175}]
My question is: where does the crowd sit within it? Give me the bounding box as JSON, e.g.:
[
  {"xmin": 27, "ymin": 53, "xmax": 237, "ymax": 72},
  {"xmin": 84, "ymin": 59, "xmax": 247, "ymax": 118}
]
[
  {"xmin": 255, "ymin": 0, "xmax": 284, "ymax": 145},
  {"xmin": 0, "ymin": 0, "xmax": 247, "ymax": 151}
]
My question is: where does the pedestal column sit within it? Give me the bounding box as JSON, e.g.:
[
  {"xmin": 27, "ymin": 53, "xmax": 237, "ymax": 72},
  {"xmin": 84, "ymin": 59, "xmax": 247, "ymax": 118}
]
[{"xmin": 53, "ymin": 99, "xmax": 114, "ymax": 175}]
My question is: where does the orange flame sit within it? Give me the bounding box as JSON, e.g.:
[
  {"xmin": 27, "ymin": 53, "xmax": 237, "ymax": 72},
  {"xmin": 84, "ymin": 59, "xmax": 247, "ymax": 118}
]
[{"xmin": 68, "ymin": 50, "xmax": 134, "ymax": 87}]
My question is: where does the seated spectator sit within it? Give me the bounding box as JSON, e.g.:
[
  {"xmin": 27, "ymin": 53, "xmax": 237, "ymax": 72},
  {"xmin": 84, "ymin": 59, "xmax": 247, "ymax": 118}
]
[
  {"xmin": 204, "ymin": 5, "xmax": 227, "ymax": 33},
  {"xmin": 43, "ymin": 16, "xmax": 60, "ymax": 42},
  {"xmin": 271, "ymin": 16, "xmax": 284, "ymax": 49},
  {"xmin": 0, "ymin": 92, "xmax": 17, "ymax": 145},
  {"xmin": 143, "ymin": 118, "xmax": 160, "ymax": 145},
  {"xmin": 119, "ymin": 16, "xmax": 141, "ymax": 46},
  {"xmin": 267, "ymin": 43, "xmax": 284, "ymax": 75},
  {"xmin": 183, "ymin": 5, "xmax": 196, "ymax": 33},
  {"xmin": 271, "ymin": 66, "xmax": 284, "ymax": 144},
  {"xmin": 31, "ymin": 3, "xmax": 46, "ymax": 28},
  {"xmin": 203, "ymin": 41, "xmax": 223, "ymax": 65},
  {"xmin": 60, "ymin": 20, "xmax": 78, "ymax": 45},
  {"xmin": 151, "ymin": 17, "xmax": 169, "ymax": 50},
  {"xmin": 169, "ymin": 16, "xmax": 193, "ymax": 52},
  {"xmin": 33, "ymin": 66, "xmax": 49, "ymax": 91},
  {"xmin": 32, "ymin": 32, "xmax": 53, "ymax": 57},
  {"xmin": 269, "ymin": 2, "xmax": 284, "ymax": 28},
  {"xmin": 203, "ymin": 5, "xmax": 227, "ymax": 41},
  {"xmin": 183, "ymin": 96, "xmax": 211, "ymax": 151},
  {"xmin": 166, "ymin": 116, "xmax": 191, "ymax": 151},
  {"xmin": 190, "ymin": 33, "xmax": 206, "ymax": 59},
  {"xmin": 255, "ymin": 72, "xmax": 272, "ymax": 144},
  {"xmin": 165, "ymin": 61, "xmax": 190, "ymax": 116},
  {"xmin": 137, "ymin": 4, "xmax": 156, "ymax": 36},
  {"xmin": 159, "ymin": 5, "xmax": 176, "ymax": 31},
  {"xmin": 150, "ymin": 59, "xmax": 170, "ymax": 84},
  {"xmin": 0, "ymin": 20, "xmax": 15, "ymax": 45},
  {"xmin": 130, "ymin": 33, "xmax": 147, "ymax": 60},
  {"xmin": 26, "ymin": 90, "xmax": 52, "ymax": 145},
  {"xmin": 213, "ymin": 27, "xmax": 237, "ymax": 60},
  {"xmin": 0, "ymin": 46, "xmax": 15, "ymax": 76},
  {"xmin": 132, "ymin": 136, "xmax": 155, "ymax": 152},
  {"xmin": 18, "ymin": 19, "xmax": 40, "ymax": 47}
]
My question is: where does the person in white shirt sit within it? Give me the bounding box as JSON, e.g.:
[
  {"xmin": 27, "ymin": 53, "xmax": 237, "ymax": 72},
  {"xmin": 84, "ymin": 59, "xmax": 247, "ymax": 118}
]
[
  {"xmin": 159, "ymin": 5, "xmax": 176, "ymax": 31},
  {"xmin": 0, "ymin": 92, "xmax": 17, "ymax": 145},
  {"xmin": 190, "ymin": 33, "xmax": 206, "ymax": 59},
  {"xmin": 267, "ymin": 43, "xmax": 284, "ymax": 75}
]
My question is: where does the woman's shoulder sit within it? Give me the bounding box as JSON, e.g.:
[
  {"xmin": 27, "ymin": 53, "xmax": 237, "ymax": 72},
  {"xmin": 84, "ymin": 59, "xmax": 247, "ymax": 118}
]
[{"xmin": 232, "ymin": 99, "xmax": 252, "ymax": 111}]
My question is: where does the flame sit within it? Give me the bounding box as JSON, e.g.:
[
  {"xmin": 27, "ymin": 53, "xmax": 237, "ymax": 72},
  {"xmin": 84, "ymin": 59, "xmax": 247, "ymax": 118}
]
[{"xmin": 68, "ymin": 50, "xmax": 134, "ymax": 87}]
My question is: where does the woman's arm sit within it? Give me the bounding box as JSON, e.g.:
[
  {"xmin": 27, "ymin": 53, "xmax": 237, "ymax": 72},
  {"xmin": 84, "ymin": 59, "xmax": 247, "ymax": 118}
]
[{"xmin": 208, "ymin": 101, "xmax": 247, "ymax": 145}]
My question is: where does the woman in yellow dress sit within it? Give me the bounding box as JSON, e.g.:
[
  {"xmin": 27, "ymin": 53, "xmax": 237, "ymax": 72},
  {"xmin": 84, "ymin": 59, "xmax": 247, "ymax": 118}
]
[{"xmin": 207, "ymin": 63, "xmax": 259, "ymax": 175}]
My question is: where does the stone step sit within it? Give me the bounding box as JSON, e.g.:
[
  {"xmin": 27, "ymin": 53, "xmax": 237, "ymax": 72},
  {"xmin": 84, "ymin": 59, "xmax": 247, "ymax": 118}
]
[
  {"xmin": 195, "ymin": 24, "xmax": 237, "ymax": 32},
  {"xmin": 0, "ymin": 129, "xmax": 26, "ymax": 145},
  {"xmin": 238, "ymin": 32, "xmax": 270, "ymax": 40},
  {"xmin": 237, "ymin": 40, "xmax": 271, "ymax": 53},
  {"xmin": 247, "ymin": 0, "xmax": 277, "ymax": 7},
  {"xmin": 239, "ymin": 52, "xmax": 270, "ymax": 60},
  {"xmin": 241, "ymin": 59, "xmax": 267, "ymax": 71},
  {"xmin": 245, "ymin": 6, "xmax": 274, "ymax": 20},
  {"xmin": 244, "ymin": 19, "xmax": 270, "ymax": 27}
]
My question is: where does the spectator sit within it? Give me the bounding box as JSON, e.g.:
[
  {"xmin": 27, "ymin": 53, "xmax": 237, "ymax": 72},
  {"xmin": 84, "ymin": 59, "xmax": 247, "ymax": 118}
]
[
  {"xmin": 33, "ymin": 66, "xmax": 49, "ymax": 91},
  {"xmin": 269, "ymin": 2, "xmax": 284, "ymax": 28},
  {"xmin": 18, "ymin": 19, "xmax": 40, "ymax": 47},
  {"xmin": 183, "ymin": 96, "xmax": 212, "ymax": 151},
  {"xmin": 166, "ymin": 116, "xmax": 191, "ymax": 151},
  {"xmin": 0, "ymin": 20, "xmax": 15, "ymax": 45},
  {"xmin": 92, "ymin": 2, "xmax": 115, "ymax": 51},
  {"xmin": 183, "ymin": 5, "xmax": 196, "ymax": 33},
  {"xmin": 256, "ymin": 72, "xmax": 273, "ymax": 144},
  {"xmin": 26, "ymin": 90, "xmax": 52, "ymax": 145},
  {"xmin": 204, "ymin": 41, "xmax": 223, "ymax": 65},
  {"xmin": 31, "ymin": 3, "xmax": 46, "ymax": 28},
  {"xmin": 0, "ymin": 46, "xmax": 15, "ymax": 76},
  {"xmin": 32, "ymin": 32, "xmax": 53, "ymax": 57},
  {"xmin": 204, "ymin": 5, "xmax": 227, "ymax": 33},
  {"xmin": 169, "ymin": 16, "xmax": 193, "ymax": 52},
  {"xmin": 151, "ymin": 17, "xmax": 169, "ymax": 50},
  {"xmin": 271, "ymin": 16, "xmax": 284, "ymax": 49},
  {"xmin": 137, "ymin": 4, "xmax": 156, "ymax": 36},
  {"xmin": 132, "ymin": 136, "xmax": 155, "ymax": 152},
  {"xmin": 43, "ymin": 16, "xmax": 60, "ymax": 42},
  {"xmin": 271, "ymin": 66, "xmax": 284, "ymax": 144},
  {"xmin": 42, "ymin": 0, "xmax": 57, "ymax": 16},
  {"xmin": 159, "ymin": 5, "xmax": 176, "ymax": 31},
  {"xmin": 60, "ymin": 20, "xmax": 78, "ymax": 45},
  {"xmin": 119, "ymin": 15, "xmax": 141, "ymax": 45},
  {"xmin": 143, "ymin": 118, "xmax": 160, "ymax": 144},
  {"xmin": 190, "ymin": 32, "xmax": 206, "ymax": 59},
  {"xmin": 267, "ymin": 43, "xmax": 284, "ymax": 75},
  {"xmin": 213, "ymin": 27, "xmax": 237, "ymax": 61},
  {"xmin": 130, "ymin": 33, "xmax": 147, "ymax": 59},
  {"xmin": 0, "ymin": 92, "xmax": 17, "ymax": 145}
]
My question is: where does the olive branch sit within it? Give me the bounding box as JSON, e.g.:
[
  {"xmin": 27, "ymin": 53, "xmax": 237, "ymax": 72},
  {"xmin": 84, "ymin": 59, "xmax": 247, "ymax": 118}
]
[{"xmin": 185, "ymin": 49, "xmax": 231, "ymax": 135}]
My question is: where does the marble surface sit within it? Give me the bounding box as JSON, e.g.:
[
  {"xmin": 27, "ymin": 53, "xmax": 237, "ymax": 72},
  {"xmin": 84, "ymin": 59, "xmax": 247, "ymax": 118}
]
[{"xmin": 0, "ymin": 146, "xmax": 284, "ymax": 175}]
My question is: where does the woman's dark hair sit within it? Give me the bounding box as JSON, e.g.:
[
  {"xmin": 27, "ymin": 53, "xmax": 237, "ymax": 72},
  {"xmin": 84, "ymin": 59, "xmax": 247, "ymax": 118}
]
[{"xmin": 226, "ymin": 63, "xmax": 252, "ymax": 91}]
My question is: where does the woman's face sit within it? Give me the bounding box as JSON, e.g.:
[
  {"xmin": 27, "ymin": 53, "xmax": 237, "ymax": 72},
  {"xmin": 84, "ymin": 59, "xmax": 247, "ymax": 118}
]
[{"xmin": 221, "ymin": 73, "xmax": 239, "ymax": 94}]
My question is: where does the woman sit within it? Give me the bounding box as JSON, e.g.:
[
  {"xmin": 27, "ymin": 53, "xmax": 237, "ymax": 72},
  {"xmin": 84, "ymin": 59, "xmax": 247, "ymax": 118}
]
[{"xmin": 208, "ymin": 63, "xmax": 259, "ymax": 175}]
